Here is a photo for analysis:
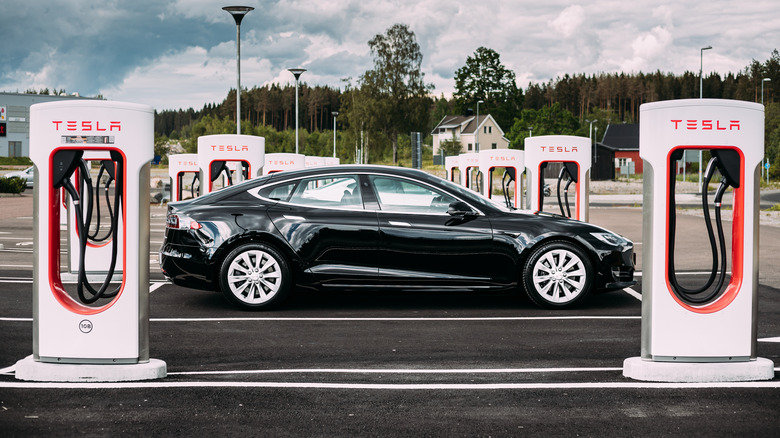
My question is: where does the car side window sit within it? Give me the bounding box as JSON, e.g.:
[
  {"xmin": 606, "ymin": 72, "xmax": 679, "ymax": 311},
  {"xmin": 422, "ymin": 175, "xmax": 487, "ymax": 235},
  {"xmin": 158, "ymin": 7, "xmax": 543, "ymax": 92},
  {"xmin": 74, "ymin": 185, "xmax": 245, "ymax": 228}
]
[
  {"xmin": 257, "ymin": 181, "xmax": 297, "ymax": 201},
  {"xmin": 369, "ymin": 175, "xmax": 455, "ymax": 214},
  {"xmin": 288, "ymin": 175, "xmax": 363, "ymax": 210}
]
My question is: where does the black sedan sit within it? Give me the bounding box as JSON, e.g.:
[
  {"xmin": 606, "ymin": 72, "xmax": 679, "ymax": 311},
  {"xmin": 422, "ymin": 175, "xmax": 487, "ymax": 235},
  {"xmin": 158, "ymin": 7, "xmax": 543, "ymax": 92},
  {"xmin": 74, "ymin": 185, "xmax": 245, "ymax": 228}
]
[{"xmin": 160, "ymin": 165, "xmax": 635, "ymax": 310}]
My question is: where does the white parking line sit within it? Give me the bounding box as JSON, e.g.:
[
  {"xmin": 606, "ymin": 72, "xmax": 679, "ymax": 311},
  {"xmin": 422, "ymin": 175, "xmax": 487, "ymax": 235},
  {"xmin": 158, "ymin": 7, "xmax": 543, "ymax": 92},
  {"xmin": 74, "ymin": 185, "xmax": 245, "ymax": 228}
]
[
  {"xmin": 150, "ymin": 282, "xmax": 168, "ymax": 293},
  {"xmin": 169, "ymin": 366, "xmax": 624, "ymax": 376},
  {"xmin": 0, "ymin": 316, "xmax": 641, "ymax": 323},
  {"xmin": 1, "ymin": 380, "xmax": 779, "ymax": 390},
  {"xmin": 623, "ymin": 287, "xmax": 642, "ymax": 301},
  {"xmin": 149, "ymin": 316, "xmax": 641, "ymax": 322}
]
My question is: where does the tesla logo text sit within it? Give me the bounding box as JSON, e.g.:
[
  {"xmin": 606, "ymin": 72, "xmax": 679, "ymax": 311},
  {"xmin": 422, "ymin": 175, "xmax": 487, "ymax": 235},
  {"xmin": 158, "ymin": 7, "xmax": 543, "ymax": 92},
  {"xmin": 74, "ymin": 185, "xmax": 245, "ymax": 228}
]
[
  {"xmin": 268, "ymin": 160, "xmax": 298, "ymax": 166},
  {"xmin": 488, "ymin": 156, "xmax": 517, "ymax": 162},
  {"xmin": 210, "ymin": 144, "xmax": 249, "ymax": 152},
  {"xmin": 52, "ymin": 121, "xmax": 121, "ymax": 132},
  {"xmin": 670, "ymin": 119, "xmax": 740, "ymax": 130},
  {"xmin": 540, "ymin": 146, "xmax": 578, "ymax": 153}
]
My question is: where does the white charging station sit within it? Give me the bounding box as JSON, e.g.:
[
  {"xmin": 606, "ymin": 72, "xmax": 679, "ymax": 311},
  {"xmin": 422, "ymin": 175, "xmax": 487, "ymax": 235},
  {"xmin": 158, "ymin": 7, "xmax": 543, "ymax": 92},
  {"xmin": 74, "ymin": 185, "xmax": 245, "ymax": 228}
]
[
  {"xmin": 445, "ymin": 155, "xmax": 460, "ymax": 184},
  {"xmin": 168, "ymin": 153, "xmax": 199, "ymax": 201},
  {"xmin": 324, "ymin": 157, "xmax": 340, "ymax": 166},
  {"xmin": 16, "ymin": 100, "xmax": 166, "ymax": 382},
  {"xmin": 305, "ymin": 155, "xmax": 327, "ymax": 168},
  {"xmin": 623, "ymin": 99, "xmax": 774, "ymax": 382},
  {"xmin": 197, "ymin": 134, "xmax": 264, "ymax": 195},
  {"xmin": 458, "ymin": 152, "xmax": 481, "ymax": 190},
  {"xmin": 525, "ymin": 135, "xmax": 591, "ymax": 221},
  {"xmin": 478, "ymin": 148, "xmax": 524, "ymax": 208},
  {"xmin": 264, "ymin": 152, "xmax": 305, "ymax": 174}
]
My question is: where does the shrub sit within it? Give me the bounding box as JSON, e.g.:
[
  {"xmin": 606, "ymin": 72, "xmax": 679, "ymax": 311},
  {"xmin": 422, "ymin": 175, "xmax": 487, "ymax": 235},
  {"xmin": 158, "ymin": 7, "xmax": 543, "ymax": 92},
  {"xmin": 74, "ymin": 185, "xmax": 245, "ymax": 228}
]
[{"xmin": 0, "ymin": 176, "xmax": 27, "ymax": 194}]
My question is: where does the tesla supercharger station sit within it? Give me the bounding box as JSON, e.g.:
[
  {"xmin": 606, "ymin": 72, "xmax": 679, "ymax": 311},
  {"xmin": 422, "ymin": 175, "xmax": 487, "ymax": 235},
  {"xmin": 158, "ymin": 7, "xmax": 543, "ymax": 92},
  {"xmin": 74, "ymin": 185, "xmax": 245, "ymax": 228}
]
[
  {"xmin": 458, "ymin": 152, "xmax": 481, "ymax": 191},
  {"xmin": 324, "ymin": 157, "xmax": 340, "ymax": 166},
  {"xmin": 197, "ymin": 134, "xmax": 264, "ymax": 195},
  {"xmin": 305, "ymin": 155, "xmax": 327, "ymax": 168},
  {"xmin": 16, "ymin": 100, "xmax": 166, "ymax": 382},
  {"xmin": 525, "ymin": 135, "xmax": 591, "ymax": 221},
  {"xmin": 264, "ymin": 152, "xmax": 305, "ymax": 174},
  {"xmin": 445, "ymin": 155, "xmax": 460, "ymax": 184},
  {"xmin": 169, "ymin": 153, "xmax": 199, "ymax": 201},
  {"xmin": 478, "ymin": 149, "xmax": 524, "ymax": 208},
  {"xmin": 623, "ymin": 99, "xmax": 774, "ymax": 382}
]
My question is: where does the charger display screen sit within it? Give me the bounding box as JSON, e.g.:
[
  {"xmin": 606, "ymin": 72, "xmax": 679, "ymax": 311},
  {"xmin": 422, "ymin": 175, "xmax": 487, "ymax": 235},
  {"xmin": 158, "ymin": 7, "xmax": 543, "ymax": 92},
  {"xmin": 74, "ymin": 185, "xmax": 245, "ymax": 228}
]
[{"xmin": 61, "ymin": 136, "xmax": 115, "ymax": 144}]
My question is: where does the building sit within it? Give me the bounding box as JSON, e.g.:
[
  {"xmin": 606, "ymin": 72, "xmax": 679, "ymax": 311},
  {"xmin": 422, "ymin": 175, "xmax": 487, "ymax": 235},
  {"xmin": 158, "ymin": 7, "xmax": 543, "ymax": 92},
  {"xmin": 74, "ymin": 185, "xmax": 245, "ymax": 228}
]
[
  {"xmin": 431, "ymin": 114, "xmax": 510, "ymax": 157},
  {"xmin": 0, "ymin": 92, "xmax": 102, "ymax": 157},
  {"xmin": 592, "ymin": 123, "xmax": 640, "ymax": 180}
]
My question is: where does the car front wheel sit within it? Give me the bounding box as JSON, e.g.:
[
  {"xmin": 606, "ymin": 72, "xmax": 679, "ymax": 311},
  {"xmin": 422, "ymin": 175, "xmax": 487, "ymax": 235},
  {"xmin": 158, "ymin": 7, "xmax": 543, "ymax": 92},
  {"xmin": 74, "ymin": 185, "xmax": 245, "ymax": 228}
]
[
  {"xmin": 218, "ymin": 242, "xmax": 291, "ymax": 310},
  {"xmin": 522, "ymin": 240, "xmax": 594, "ymax": 309}
]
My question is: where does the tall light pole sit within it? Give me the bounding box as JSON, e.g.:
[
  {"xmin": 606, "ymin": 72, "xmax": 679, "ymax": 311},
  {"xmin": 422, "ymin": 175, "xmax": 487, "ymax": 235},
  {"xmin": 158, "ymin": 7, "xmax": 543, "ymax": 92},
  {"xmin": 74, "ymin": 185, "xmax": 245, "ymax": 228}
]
[
  {"xmin": 475, "ymin": 100, "xmax": 484, "ymax": 152},
  {"xmin": 332, "ymin": 111, "xmax": 338, "ymax": 158},
  {"xmin": 762, "ymin": 78, "xmax": 771, "ymax": 105},
  {"xmin": 700, "ymin": 45, "xmax": 712, "ymax": 99},
  {"xmin": 288, "ymin": 68, "xmax": 306, "ymax": 154},
  {"xmin": 223, "ymin": 6, "xmax": 254, "ymax": 135},
  {"xmin": 699, "ymin": 45, "xmax": 712, "ymax": 193},
  {"xmin": 586, "ymin": 119, "xmax": 598, "ymax": 163}
]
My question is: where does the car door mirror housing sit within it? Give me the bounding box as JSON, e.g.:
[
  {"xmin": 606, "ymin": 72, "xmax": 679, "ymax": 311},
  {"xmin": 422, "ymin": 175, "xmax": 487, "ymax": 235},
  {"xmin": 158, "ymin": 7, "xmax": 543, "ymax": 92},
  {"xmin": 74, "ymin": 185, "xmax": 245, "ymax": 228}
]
[{"xmin": 448, "ymin": 201, "xmax": 477, "ymax": 218}]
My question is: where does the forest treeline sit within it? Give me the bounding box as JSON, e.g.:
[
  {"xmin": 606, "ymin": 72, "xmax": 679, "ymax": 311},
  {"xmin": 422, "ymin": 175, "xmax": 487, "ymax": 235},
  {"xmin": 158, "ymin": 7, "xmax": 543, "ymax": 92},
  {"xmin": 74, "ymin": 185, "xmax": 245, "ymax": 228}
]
[{"xmin": 150, "ymin": 42, "xmax": 779, "ymax": 175}]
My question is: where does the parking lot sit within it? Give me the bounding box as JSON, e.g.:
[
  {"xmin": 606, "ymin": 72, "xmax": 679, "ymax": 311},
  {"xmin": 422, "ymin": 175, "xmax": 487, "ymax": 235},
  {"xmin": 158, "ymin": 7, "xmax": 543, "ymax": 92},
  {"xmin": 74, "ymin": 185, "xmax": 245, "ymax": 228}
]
[{"xmin": 1, "ymin": 188, "xmax": 779, "ymax": 436}]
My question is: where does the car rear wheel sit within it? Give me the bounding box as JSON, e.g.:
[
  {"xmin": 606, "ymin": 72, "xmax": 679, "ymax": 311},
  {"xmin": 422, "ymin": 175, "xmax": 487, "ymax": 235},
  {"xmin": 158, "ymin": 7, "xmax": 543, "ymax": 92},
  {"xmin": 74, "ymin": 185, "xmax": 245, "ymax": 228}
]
[
  {"xmin": 219, "ymin": 242, "xmax": 291, "ymax": 310},
  {"xmin": 522, "ymin": 240, "xmax": 593, "ymax": 309}
]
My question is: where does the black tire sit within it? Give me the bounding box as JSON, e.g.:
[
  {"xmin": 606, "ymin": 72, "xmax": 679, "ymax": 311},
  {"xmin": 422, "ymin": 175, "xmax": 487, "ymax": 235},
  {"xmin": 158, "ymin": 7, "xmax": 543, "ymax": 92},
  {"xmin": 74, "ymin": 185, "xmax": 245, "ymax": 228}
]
[
  {"xmin": 218, "ymin": 242, "xmax": 291, "ymax": 310},
  {"xmin": 522, "ymin": 240, "xmax": 594, "ymax": 309}
]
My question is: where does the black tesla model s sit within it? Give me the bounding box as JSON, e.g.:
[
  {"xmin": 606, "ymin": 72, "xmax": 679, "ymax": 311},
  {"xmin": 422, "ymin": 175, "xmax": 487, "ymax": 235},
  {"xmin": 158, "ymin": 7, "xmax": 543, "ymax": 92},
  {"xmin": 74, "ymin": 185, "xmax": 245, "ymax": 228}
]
[{"xmin": 160, "ymin": 165, "xmax": 635, "ymax": 310}]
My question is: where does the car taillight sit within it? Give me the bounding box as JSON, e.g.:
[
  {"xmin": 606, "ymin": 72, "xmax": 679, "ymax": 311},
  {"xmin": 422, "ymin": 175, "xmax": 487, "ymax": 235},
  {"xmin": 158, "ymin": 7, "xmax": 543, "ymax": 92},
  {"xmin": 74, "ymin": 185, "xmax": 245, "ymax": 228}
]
[{"xmin": 166, "ymin": 213, "xmax": 202, "ymax": 230}]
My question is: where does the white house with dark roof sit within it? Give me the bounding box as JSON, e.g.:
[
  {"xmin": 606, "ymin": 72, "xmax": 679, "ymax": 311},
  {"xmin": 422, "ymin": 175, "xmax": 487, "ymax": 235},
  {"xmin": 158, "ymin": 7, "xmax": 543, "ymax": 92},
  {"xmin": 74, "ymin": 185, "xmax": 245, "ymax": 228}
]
[{"xmin": 431, "ymin": 114, "xmax": 510, "ymax": 156}]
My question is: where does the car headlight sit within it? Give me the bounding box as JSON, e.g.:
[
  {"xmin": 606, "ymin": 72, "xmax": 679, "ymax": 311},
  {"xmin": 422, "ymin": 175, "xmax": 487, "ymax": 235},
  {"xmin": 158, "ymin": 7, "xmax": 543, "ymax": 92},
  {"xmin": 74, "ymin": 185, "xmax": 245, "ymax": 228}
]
[{"xmin": 590, "ymin": 232, "xmax": 627, "ymax": 246}]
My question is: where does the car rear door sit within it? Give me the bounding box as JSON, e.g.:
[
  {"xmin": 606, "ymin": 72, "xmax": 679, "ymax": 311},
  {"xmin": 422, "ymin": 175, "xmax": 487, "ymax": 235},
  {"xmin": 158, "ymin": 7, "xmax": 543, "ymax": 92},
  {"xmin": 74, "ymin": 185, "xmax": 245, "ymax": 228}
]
[
  {"xmin": 367, "ymin": 174, "xmax": 498, "ymax": 287},
  {"xmin": 264, "ymin": 174, "xmax": 380, "ymax": 287}
]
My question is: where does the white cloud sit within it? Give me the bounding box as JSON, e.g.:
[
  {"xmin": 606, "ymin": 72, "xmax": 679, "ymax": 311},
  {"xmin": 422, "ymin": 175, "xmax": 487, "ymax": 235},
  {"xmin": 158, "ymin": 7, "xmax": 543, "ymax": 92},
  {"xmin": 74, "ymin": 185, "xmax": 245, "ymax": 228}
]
[
  {"xmin": 548, "ymin": 5, "xmax": 585, "ymax": 39},
  {"xmin": 4, "ymin": 0, "xmax": 780, "ymax": 110},
  {"xmin": 102, "ymin": 46, "xmax": 272, "ymax": 111}
]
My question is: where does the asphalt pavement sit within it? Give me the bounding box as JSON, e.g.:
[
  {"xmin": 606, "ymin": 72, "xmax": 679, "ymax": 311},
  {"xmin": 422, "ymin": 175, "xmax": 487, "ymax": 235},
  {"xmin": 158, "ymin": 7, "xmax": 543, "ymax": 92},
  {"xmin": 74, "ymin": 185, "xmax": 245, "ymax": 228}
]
[{"xmin": 1, "ymin": 189, "xmax": 779, "ymax": 436}]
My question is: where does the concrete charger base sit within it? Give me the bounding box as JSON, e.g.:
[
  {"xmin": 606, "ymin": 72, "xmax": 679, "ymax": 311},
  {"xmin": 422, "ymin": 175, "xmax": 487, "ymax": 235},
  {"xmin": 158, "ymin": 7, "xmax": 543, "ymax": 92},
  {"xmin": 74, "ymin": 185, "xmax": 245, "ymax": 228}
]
[
  {"xmin": 14, "ymin": 356, "xmax": 167, "ymax": 382},
  {"xmin": 623, "ymin": 356, "xmax": 775, "ymax": 382}
]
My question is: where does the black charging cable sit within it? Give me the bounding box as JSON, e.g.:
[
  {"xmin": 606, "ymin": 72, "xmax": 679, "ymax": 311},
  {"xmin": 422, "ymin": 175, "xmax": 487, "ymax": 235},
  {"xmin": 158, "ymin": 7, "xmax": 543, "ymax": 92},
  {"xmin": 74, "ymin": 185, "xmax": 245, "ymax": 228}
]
[
  {"xmin": 556, "ymin": 164, "xmax": 577, "ymax": 218},
  {"xmin": 668, "ymin": 151, "xmax": 737, "ymax": 304},
  {"xmin": 502, "ymin": 167, "xmax": 516, "ymax": 209},
  {"xmin": 86, "ymin": 161, "xmax": 116, "ymax": 242},
  {"xmin": 57, "ymin": 152, "xmax": 123, "ymax": 304}
]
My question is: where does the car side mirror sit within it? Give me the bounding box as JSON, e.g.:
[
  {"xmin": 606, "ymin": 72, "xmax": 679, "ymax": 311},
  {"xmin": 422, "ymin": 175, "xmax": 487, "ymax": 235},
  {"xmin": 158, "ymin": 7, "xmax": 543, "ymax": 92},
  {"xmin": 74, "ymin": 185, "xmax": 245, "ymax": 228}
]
[{"xmin": 447, "ymin": 201, "xmax": 477, "ymax": 218}]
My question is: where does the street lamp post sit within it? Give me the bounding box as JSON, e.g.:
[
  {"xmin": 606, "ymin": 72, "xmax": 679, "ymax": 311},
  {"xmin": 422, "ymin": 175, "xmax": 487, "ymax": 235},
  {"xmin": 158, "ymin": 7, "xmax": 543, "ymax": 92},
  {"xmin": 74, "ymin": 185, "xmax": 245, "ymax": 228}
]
[
  {"xmin": 332, "ymin": 111, "xmax": 338, "ymax": 158},
  {"xmin": 762, "ymin": 78, "xmax": 771, "ymax": 105},
  {"xmin": 288, "ymin": 68, "xmax": 306, "ymax": 154},
  {"xmin": 223, "ymin": 6, "xmax": 254, "ymax": 135},
  {"xmin": 700, "ymin": 45, "xmax": 712, "ymax": 99},
  {"xmin": 699, "ymin": 45, "xmax": 712, "ymax": 193},
  {"xmin": 475, "ymin": 100, "xmax": 484, "ymax": 152},
  {"xmin": 586, "ymin": 119, "xmax": 598, "ymax": 163},
  {"xmin": 528, "ymin": 126, "xmax": 533, "ymax": 137}
]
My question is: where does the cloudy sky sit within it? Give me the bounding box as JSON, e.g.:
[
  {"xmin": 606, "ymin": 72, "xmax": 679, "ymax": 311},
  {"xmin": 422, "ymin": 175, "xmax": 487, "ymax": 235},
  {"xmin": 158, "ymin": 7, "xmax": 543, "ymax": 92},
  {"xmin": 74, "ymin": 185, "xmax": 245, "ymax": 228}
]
[{"xmin": 2, "ymin": 0, "xmax": 778, "ymax": 111}]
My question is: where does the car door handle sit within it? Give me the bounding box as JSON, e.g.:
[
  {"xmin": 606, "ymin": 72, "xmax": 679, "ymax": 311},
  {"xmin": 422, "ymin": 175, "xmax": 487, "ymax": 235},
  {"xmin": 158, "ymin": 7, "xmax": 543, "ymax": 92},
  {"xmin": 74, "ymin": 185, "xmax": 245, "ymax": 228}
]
[{"xmin": 388, "ymin": 221, "xmax": 411, "ymax": 227}]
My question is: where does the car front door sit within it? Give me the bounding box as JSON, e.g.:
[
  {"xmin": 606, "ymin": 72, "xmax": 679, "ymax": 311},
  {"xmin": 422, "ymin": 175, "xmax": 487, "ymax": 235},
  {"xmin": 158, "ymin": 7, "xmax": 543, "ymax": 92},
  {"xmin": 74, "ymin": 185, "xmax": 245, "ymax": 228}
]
[{"xmin": 368, "ymin": 174, "xmax": 498, "ymax": 288}]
